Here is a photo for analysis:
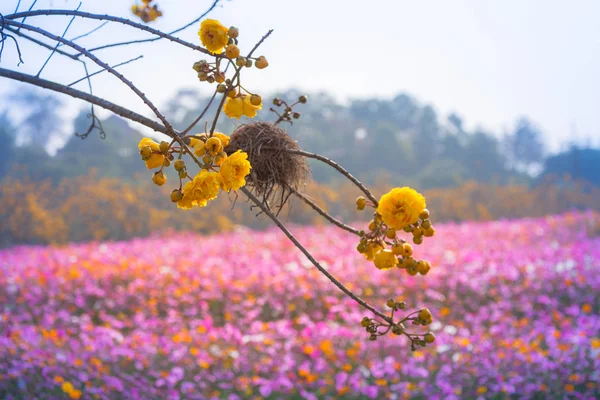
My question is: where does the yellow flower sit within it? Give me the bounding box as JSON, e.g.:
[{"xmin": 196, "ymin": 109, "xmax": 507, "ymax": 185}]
[
  {"xmin": 377, "ymin": 187, "xmax": 426, "ymax": 230},
  {"xmin": 178, "ymin": 170, "xmax": 222, "ymax": 209},
  {"xmin": 205, "ymin": 137, "xmax": 222, "ymax": 156},
  {"xmin": 213, "ymin": 132, "xmax": 230, "ymax": 148},
  {"xmin": 189, "ymin": 138, "xmax": 206, "ymax": 156},
  {"xmin": 223, "ymin": 96, "xmax": 262, "ymax": 119},
  {"xmin": 138, "ymin": 138, "xmax": 165, "ymax": 169},
  {"xmin": 220, "ymin": 150, "xmax": 251, "ymax": 191},
  {"xmin": 373, "ymin": 249, "xmax": 398, "ymax": 270},
  {"xmin": 242, "ymin": 95, "xmax": 262, "ymax": 118},
  {"xmin": 198, "ymin": 19, "xmax": 229, "ymax": 54},
  {"xmin": 363, "ymin": 242, "xmax": 383, "ymax": 261},
  {"xmin": 224, "ymin": 97, "xmax": 243, "ymax": 119}
]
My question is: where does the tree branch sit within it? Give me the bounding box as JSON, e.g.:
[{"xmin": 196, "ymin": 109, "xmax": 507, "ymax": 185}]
[
  {"xmin": 68, "ymin": 55, "xmax": 143, "ymax": 87},
  {"xmin": 5, "ymin": 19, "xmax": 176, "ymax": 136},
  {"xmin": 290, "ymin": 187, "xmax": 361, "ymax": 236},
  {"xmin": 84, "ymin": 0, "xmax": 220, "ymax": 53},
  {"xmin": 285, "ymin": 149, "xmax": 379, "ymax": 207},
  {"xmin": 0, "ymin": 67, "xmax": 168, "ymax": 134},
  {"xmin": 5, "ymin": 10, "xmax": 212, "ymax": 56},
  {"xmin": 240, "ymin": 187, "xmax": 391, "ymax": 323}
]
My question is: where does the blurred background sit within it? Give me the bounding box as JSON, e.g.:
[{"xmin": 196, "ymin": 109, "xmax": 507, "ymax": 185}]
[
  {"xmin": 1, "ymin": 2, "xmax": 600, "ymax": 399},
  {"xmin": 2, "ymin": 0, "xmax": 600, "ymax": 246}
]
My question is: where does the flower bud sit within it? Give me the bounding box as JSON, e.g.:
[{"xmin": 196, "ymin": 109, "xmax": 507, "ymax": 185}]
[
  {"xmin": 245, "ymin": 59, "xmax": 253, "ymax": 68},
  {"xmin": 202, "ymin": 154, "xmax": 213, "ymax": 165},
  {"xmin": 360, "ymin": 317, "xmax": 371, "ymax": 327},
  {"xmin": 197, "ymin": 71, "xmax": 208, "ymax": 81},
  {"xmin": 217, "ymin": 84, "xmax": 227, "ymax": 93},
  {"xmin": 235, "ymin": 57, "xmax": 246, "ymax": 67},
  {"xmin": 225, "ymin": 44, "xmax": 240, "ymax": 59},
  {"xmin": 163, "ymin": 159, "xmax": 170, "ymax": 167},
  {"xmin": 250, "ymin": 94, "xmax": 262, "ymax": 106},
  {"xmin": 152, "ymin": 171, "xmax": 167, "ymax": 186},
  {"xmin": 356, "ymin": 196, "xmax": 367, "ymax": 210},
  {"xmin": 159, "ymin": 141, "xmax": 170, "ymax": 153},
  {"xmin": 299, "ymin": 95, "xmax": 308, "ymax": 104},
  {"xmin": 214, "ymin": 73, "xmax": 225, "ymax": 83},
  {"xmin": 139, "ymin": 145, "xmax": 152, "ymax": 160},
  {"xmin": 178, "ymin": 169, "xmax": 187, "ymax": 179},
  {"xmin": 292, "ymin": 112, "xmax": 301, "ymax": 119},
  {"xmin": 386, "ymin": 299, "xmax": 396, "ymax": 308},
  {"xmin": 214, "ymin": 151, "xmax": 227, "ymax": 166},
  {"xmin": 424, "ymin": 332, "xmax": 436, "ymax": 343},
  {"xmin": 255, "ymin": 56, "xmax": 268, "ymax": 69},
  {"xmin": 174, "ymin": 160, "xmax": 185, "ymax": 171},
  {"xmin": 228, "ymin": 26, "xmax": 239, "ymax": 38},
  {"xmin": 170, "ymin": 189, "xmax": 183, "ymax": 202}
]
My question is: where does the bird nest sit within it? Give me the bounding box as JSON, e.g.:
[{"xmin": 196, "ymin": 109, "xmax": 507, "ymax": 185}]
[{"xmin": 224, "ymin": 122, "xmax": 310, "ymax": 213}]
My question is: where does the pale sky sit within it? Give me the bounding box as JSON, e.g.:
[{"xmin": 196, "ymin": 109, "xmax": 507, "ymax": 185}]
[{"xmin": 1, "ymin": 0, "xmax": 600, "ymax": 151}]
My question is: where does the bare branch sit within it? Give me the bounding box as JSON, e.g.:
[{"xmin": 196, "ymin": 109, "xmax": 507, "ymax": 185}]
[
  {"xmin": 240, "ymin": 187, "xmax": 391, "ymax": 323},
  {"xmin": 286, "ymin": 149, "xmax": 379, "ymax": 207},
  {"xmin": 85, "ymin": 0, "xmax": 220, "ymax": 53},
  {"xmin": 5, "ymin": 19, "xmax": 176, "ymax": 135},
  {"xmin": 5, "ymin": 26, "xmax": 78, "ymax": 59},
  {"xmin": 290, "ymin": 187, "xmax": 361, "ymax": 236},
  {"xmin": 5, "ymin": 10, "xmax": 212, "ymax": 57},
  {"xmin": 65, "ymin": 21, "xmax": 109, "ymax": 44},
  {"xmin": 37, "ymin": 3, "xmax": 81, "ymax": 77},
  {"xmin": 68, "ymin": 55, "xmax": 143, "ymax": 87},
  {"xmin": 0, "ymin": 67, "xmax": 168, "ymax": 134}
]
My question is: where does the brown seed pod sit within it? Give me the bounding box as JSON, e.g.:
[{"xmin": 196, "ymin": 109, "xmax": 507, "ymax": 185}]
[{"xmin": 224, "ymin": 122, "xmax": 310, "ymax": 213}]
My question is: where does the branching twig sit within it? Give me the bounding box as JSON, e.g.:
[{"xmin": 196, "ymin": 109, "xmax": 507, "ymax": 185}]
[
  {"xmin": 285, "ymin": 149, "xmax": 379, "ymax": 207},
  {"xmin": 36, "ymin": 3, "xmax": 81, "ymax": 77},
  {"xmin": 68, "ymin": 55, "xmax": 143, "ymax": 87},
  {"xmin": 5, "ymin": 19, "xmax": 176, "ymax": 136},
  {"xmin": 6, "ymin": 10, "xmax": 213, "ymax": 57},
  {"xmin": 290, "ymin": 187, "xmax": 361, "ymax": 236},
  {"xmin": 0, "ymin": 67, "xmax": 168, "ymax": 134},
  {"xmin": 5, "ymin": 26, "xmax": 78, "ymax": 59},
  {"xmin": 84, "ymin": 0, "xmax": 220, "ymax": 53},
  {"xmin": 65, "ymin": 21, "xmax": 108, "ymax": 44},
  {"xmin": 240, "ymin": 187, "xmax": 391, "ymax": 323}
]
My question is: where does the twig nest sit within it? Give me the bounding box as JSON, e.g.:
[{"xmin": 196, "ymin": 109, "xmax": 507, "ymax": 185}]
[{"xmin": 225, "ymin": 122, "xmax": 310, "ymax": 210}]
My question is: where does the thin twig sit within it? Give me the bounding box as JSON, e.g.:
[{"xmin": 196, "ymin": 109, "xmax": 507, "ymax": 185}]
[
  {"xmin": 68, "ymin": 55, "xmax": 143, "ymax": 87},
  {"xmin": 6, "ymin": 10, "xmax": 213, "ymax": 57},
  {"xmin": 37, "ymin": 3, "xmax": 81, "ymax": 77},
  {"xmin": 5, "ymin": 19, "xmax": 176, "ymax": 136},
  {"xmin": 65, "ymin": 21, "xmax": 109, "ymax": 44},
  {"xmin": 5, "ymin": 26, "xmax": 78, "ymax": 59},
  {"xmin": 0, "ymin": 67, "xmax": 168, "ymax": 134},
  {"xmin": 240, "ymin": 187, "xmax": 391, "ymax": 322},
  {"xmin": 290, "ymin": 187, "xmax": 361, "ymax": 236},
  {"xmin": 285, "ymin": 149, "xmax": 379, "ymax": 207},
  {"xmin": 84, "ymin": 0, "xmax": 220, "ymax": 53},
  {"xmin": 16, "ymin": 0, "xmax": 38, "ymax": 32}
]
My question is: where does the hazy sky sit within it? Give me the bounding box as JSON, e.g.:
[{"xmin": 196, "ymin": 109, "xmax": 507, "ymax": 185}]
[{"xmin": 1, "ymin": 0, "xmax": 599, "ymax": 151}]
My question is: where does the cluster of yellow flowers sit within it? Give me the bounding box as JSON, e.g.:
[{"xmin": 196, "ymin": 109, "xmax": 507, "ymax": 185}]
[
  {"xmin": 138, "ymin": 132, "xmax": 251, "ymax": 210},
  {"xmin": 131, "ymin": 0, "xmax": 162, "ymax": 23},
  {"xmin": 356, "ymin": 187, "xmax": 436, "ymax": 275},
  {"xmin": 194, "ymin": 19, "xmax": 268, "ymax": 119}
]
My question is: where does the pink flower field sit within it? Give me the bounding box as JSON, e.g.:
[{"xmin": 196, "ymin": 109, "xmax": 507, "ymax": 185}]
[{"xmin": 1, "ymin": 212, "xmax": 599, "ymax": 399}]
